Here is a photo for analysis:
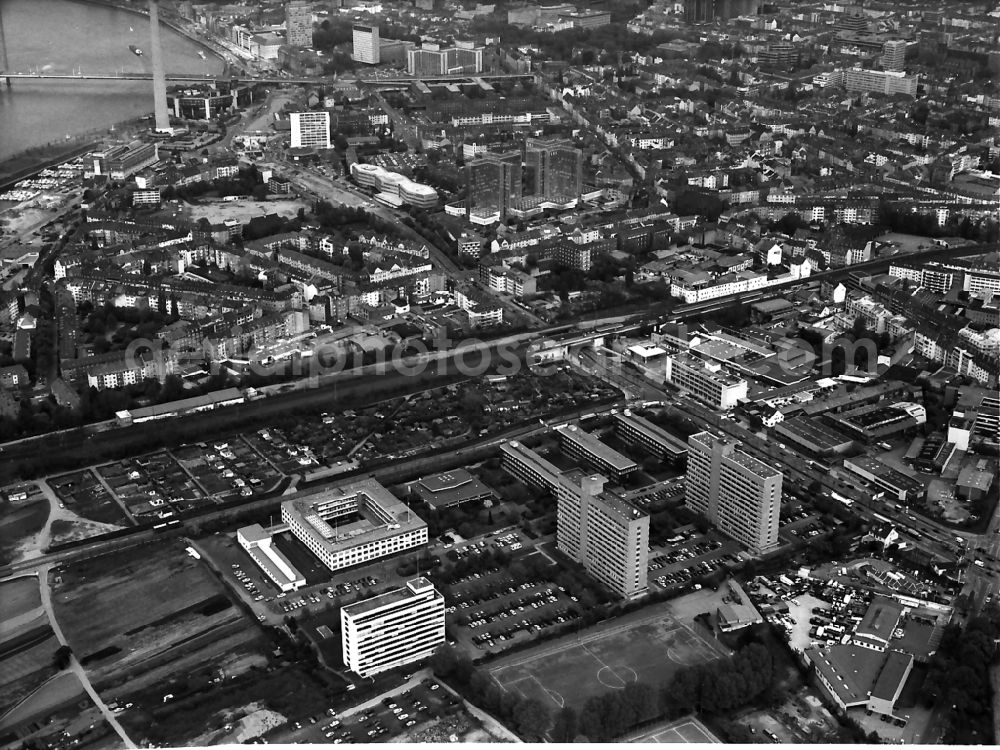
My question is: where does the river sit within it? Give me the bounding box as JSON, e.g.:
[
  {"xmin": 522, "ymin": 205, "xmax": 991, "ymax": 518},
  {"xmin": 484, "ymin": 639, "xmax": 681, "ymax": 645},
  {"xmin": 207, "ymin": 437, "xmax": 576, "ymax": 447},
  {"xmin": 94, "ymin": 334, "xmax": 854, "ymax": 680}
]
[{"xmin": 0, "ymin": 0, "xmax": 226, "ymax": 162}]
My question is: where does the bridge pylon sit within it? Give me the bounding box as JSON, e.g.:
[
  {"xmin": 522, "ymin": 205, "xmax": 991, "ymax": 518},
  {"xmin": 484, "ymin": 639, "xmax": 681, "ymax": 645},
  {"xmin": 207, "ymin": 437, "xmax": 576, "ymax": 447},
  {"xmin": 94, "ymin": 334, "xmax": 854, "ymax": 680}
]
[{"xmin": 0, "ymin": 4, "xmax": 10, "ymax": 88}]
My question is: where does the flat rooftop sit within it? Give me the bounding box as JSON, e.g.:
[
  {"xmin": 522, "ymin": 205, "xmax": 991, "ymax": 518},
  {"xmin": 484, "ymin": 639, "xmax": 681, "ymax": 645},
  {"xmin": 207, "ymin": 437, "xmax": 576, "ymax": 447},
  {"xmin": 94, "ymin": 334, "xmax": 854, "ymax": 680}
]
[
  {"xmin": 616, "ymin": 411, "xmax": 688, "ymax": 453},
  {"xmin": 691, "ymin": 431, "xmax": 781, "ymax": 479},
  {"xmin": 411, "ymin": 469, "xmax": 496, "ymax": 509},
  {"xmin": 807, "ymin": 644, "xmax": 887, "ymax": 706},
  {"xmin": 556, "ymin": 425, "xmax": 638, "ymax": 472},
  {"xmin": 856, "ymin": 596, "xmax": 904, "ymax": 643},
  {"xmin": 282, "ymin": 478, "xmax": 426, "ymax": 553},
  {"xmin": 342, "ymin": 577, "xmax": 437, "ymax": 618},
  {"xmin": 845, "ymin": 456, "xmax": 923, "ymax": 491}
]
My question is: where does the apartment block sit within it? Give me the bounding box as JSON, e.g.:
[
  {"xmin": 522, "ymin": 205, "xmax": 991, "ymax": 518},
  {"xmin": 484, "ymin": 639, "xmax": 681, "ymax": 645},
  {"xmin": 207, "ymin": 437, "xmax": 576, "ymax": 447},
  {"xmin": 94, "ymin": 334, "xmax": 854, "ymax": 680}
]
[
  {"xmin": 613, "ymin": 410, "xmax": 689, "ymax": 463},
  {"xmin": 555, "ymin": 473, "xmax": 649, "ymax": 598},
  {"xmin": 555, "ymin": 424, "xmax": 639, "ymax": 482},
  {"xmin": 290, "ymin": 111, "xmax": 330, "ymax": 149},
  {"xmin": 686, "ymin": 431, "xmax": 782, "ymax": 556},
  {"xmin": 352, "ymin": 25, "xmax": 380, "ymax": 64},
  {"xmin": 341, "ymin": 577, "xmax": 445, "ymax": 678}
]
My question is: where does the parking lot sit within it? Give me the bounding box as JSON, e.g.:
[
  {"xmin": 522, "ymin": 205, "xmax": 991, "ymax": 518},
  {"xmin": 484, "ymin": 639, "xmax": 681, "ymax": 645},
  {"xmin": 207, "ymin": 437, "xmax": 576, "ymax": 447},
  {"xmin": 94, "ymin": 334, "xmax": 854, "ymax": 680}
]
[
  {"xmin": 445, "ymin": 532, "xmax": 582, "ymax": 652},
  {"xmin": 647, "ymin": 530, "xmax": 742, "ymax": 591},
  {"xmin": 274, "ymin": 676, "xmax": 462, "ymax": 744}
]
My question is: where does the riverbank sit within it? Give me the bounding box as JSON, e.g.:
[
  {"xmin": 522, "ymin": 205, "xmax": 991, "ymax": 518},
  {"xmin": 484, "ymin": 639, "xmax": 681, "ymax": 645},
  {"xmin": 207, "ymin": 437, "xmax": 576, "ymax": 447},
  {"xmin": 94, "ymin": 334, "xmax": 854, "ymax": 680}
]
[{"xmin": 0, "ymin": 142, "xmax": 97, "ymax": 194}]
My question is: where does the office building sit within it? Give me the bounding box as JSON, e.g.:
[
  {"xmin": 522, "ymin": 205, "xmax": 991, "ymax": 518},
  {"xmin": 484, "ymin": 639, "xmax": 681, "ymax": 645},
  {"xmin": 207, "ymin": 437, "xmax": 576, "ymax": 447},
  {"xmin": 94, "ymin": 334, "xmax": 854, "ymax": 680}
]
[
  {"xmin": 290, "ymin": 111, "xmax": 330, "ymax": 149},
  {"xmin": 613, "ymin": 410, "xmax": 688, "ymax": 463},
  {"xmin": 341, "ymin": 577, "xmax": 445, "ymax": 678},
  {"xmin": 881, "ymin": 39, "xmax": 907, "ymax": 72},
  {"xmin": 93, "ymin": 141, "xmax": 159, "ymax": 180},
  {"xmin": 562, "ymin": 10, "xmax": 611, "ymax": 28},
  {"xmin": 844, "ymin": 68, "xmax": 917, "ymax": 96},
  {"xmin": 465, "ymin": 151, "xmax": 522, "ymax": 221},
  {"xmin": 406, "ymin": 42, "xmax": 483, "ymax": 76},
  {"xmin": 686, "ymin": 431, "xmax": 781, "ymax": 555},
  {"xmin": 555, "ymin": 473, "xmax": 648, "ymax": 598},
  {"xmin": 524, "ymin": 137, "xmax": 583, "ymax": 200},
  {"xmin": 664, "ymin": 353, "xmax": 747, "ymax": 409},
  {"xmin": 352, "ymin": 24, "xmax": 380, "ymax": 64},
  {"xmin": 555, "ymin": 425, "xmax": 639, "ymax": 482},
  {"xmin": 350, "ymin": 162, "xmax": 438, "ymax": 208},
  {"xmin": 285, "ymin": 1, "xmax": 313, "ymax": 47},
  {"xmin": 281, "ymin": 478, "xmax": 428, "ymax": 572},
  {"xmin": 406, "ymin": 469, "xmax": 497, "ymax": 509}
]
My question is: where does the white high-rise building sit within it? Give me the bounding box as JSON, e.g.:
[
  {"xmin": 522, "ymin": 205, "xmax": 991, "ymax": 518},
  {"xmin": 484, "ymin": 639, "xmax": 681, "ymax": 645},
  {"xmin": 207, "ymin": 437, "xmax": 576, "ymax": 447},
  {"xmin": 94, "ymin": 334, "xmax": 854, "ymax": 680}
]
[
  {"xmin": 290, "ymin": 111, "xmax": 330, "ymax": 149},
  {"xmin": 352, "ymin": 24, "xmax": 380, "ymax": 64},
  {"xmin": 686, "ymin": 431, "xmax": 782, "ymax": 556},
  {"xmin": 341, "ymin": 578, "xmax": 445, "ymax": 678}
]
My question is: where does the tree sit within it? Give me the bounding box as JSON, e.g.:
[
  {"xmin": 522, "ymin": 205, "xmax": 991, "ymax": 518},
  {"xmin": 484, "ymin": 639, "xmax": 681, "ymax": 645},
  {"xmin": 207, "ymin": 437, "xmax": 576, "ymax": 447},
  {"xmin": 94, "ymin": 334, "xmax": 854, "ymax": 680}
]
[
  {"xmin": 53, "ymin": 645, "xmax": 73, "ymax": 670},
  {"xmin": 513, "ymin": 697, "xmax": 552, "ymax": 739},
  {"xmin": 551, "ymin": 707, "xmax": 578, "ymax": 742}
]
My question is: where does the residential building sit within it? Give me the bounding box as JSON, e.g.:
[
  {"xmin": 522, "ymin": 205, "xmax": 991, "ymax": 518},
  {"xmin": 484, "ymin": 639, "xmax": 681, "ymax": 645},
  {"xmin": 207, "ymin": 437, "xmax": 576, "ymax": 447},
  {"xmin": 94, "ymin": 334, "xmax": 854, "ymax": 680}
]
[
  {"xmin": 341, "ymin": 577, "xmax": 445, "ymax": 678},
  {"xmin": 500, "ymin": 439, "xmax": 564, "ymax": 493},
  {"xmin": 613, "ymin": 410, "xmax": 688, "ymax": 463},
  {"xmin": 686, "ymin": 431, "xmax": 782, "ymax": 555},
  {"xmin": 290, "ymin": 111, "xmax": 330, "ymax": 149},
  {"xmin": 555, "ymin": 472, "xmax": 649, "ymax": 599},
  {"xmin": 285, "ymin": 1, "xmax": 313, "ymax": 47},
  {"xmin": 352, "ymin": 25, "xmax": 380, "ymax": 64},
  {"xmin": 844, "ymin": 68, "xmax": 918, "ymax": 96},
  {"xmin": 555, "ymin": 424, "xmax": 639, "ymax": 482}
]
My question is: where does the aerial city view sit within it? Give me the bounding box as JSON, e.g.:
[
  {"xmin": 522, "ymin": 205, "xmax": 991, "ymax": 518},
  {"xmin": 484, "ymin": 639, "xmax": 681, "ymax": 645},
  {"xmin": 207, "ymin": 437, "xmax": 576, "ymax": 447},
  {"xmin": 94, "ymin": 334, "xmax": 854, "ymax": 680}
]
[{"xmin": 0, "ymin": 0, "xmax": 997, "ymax": 746}]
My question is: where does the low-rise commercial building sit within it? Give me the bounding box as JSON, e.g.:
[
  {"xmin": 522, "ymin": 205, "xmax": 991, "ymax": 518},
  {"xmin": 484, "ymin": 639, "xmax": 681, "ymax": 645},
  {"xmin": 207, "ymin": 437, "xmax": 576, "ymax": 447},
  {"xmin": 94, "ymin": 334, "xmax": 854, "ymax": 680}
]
[{"xmin": 237, "ymin": 523, "xmax": 306, "ymax": 592}]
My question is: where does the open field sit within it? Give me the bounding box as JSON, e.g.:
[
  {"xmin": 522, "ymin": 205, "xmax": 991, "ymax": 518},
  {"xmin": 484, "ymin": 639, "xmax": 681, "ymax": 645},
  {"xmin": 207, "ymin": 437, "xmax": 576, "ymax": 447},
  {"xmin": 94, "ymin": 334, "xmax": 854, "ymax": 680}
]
[
  {"xmin": 0, "ymin": 576, "xmax": 42, "ymax": 620},
  {"xmin": 0, "ymin": 497, "xmax": 50, "ymax": 564},
  {"xmin": 51, "ymin": 541, "xmax": 251, "ymax": 684},
  {"xmin": 488, "ymin": 606, "xmax": 720, "ymax": 713},
  {"xmin": 0, "ymin": 672, "xmax": 85, "ymax": 731}
]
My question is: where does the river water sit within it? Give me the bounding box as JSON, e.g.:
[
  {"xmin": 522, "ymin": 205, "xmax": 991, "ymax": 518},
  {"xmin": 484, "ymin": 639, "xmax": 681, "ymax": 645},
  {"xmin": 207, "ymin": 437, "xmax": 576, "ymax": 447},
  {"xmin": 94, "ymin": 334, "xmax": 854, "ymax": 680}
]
[{"xmin": 0, "ymin": 0, "xmax": 226, "ymax": 162}]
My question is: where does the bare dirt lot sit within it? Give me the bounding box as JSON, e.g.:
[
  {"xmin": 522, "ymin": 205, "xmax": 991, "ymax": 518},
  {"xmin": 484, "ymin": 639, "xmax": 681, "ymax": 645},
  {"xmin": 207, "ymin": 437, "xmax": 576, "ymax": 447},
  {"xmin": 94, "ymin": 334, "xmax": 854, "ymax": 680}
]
[
  {"xmin": 51, "ymin": 541, "xmax": 254, "ymax": 685},
  {"xmin": 183, "ymin": 198, "xmax": 307, "ymax": 225}
]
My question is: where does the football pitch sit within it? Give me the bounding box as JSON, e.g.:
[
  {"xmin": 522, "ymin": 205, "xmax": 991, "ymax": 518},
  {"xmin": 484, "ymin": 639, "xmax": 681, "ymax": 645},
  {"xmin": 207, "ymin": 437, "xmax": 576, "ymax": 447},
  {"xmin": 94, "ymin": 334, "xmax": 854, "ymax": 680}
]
[
  {"xmin": 488, "ymin": 611, "xmax": 720, "ymax": 712},
  {"xmin": 632, "ymin": 718, "xmax": 721, "ymax": 743}
]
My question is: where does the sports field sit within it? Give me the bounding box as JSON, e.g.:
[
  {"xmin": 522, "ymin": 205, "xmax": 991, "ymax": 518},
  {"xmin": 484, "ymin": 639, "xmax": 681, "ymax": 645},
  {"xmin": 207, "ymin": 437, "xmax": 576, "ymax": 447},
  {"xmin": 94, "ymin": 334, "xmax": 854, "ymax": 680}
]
[
  {"xmin": 489, "ymin": 610, "xmax": 720, "ymax": 712},
  {"xmin": 631, "ymin": 718, "xmax": 720, "ymax": 743}
]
